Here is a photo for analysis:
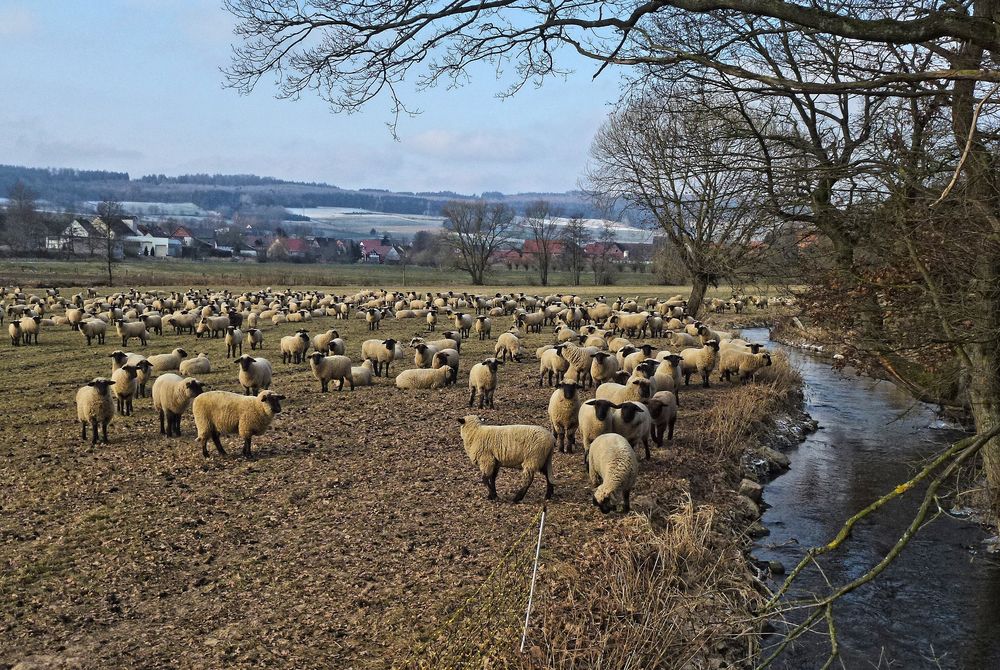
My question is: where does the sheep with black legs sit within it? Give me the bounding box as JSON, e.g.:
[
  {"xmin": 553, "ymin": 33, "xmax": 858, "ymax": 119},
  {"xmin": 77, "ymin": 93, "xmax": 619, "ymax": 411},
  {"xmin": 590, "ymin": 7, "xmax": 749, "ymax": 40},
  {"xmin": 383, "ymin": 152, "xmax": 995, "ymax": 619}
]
[
  {"xmin": 280, "ymin": 330, "xmax": 310, "ymax": 364},
  {"xmin": 76, "ymin": 378, "xmax": 115, "ymax": 445},
  {"xmin": 395, "ymin": 366, "xmax": 453, "ymax": 389},
  {"xmin": 458, "ymin": 415, "xmax": 555, "ymax": 503},
  {"xmin": 578, "ymin": 399, "xmax": 618, "ymax": 468},
  {"xmin": 115, "ymin": 319, "xmax": 147, "ymax": 347},
  {"xmin": 474, "ymin": 315, "xmax": 492, "ymax": 340},
  {"xmin": 538, "ymin": 344, "xmax": 568, "ymax": 387},
  {"xmin": 225, "ymin": 326, "xmax": 244, "ymax": 358},
  {"xmin": 361, "ymin": 338, "xmax": 398, "ymax": 377},
  {"xmin": 152, "ymin": 373, "xmax": 204, "ymax": 437},
  {"xmin": 547, "ymin": 382, "xmax": 581, "ymax": 454},
  {"xmin": 179, "ymin": 353, "xmax": 211, "ymax": 376},
  {"xmin": 468, "ymin": 358, "xmax": 502, "ymax": 408},
  {"xmin": 432, "ymin": 348, "xmax": 460, "ymax": 384},
  {"xmin": 613, "ymin": 401, "xmax": 653, "ymax": 460},
  {"xmin": 235, "ymin": 355, "xmax": 272, "ymax": 395},
  {"xmin": 110, "ymin": 364, "xmax": 139, "ymax": 416},
  {"xmin": 588, "ymin": 433, "xmax": 639, "ymax": 514},
  {"xmin": 647, "ymin": 391, "xmax": 678, "ymax": 448},
  {"xmin": 719, "ymin": 350, "xmax": 772, "ymax": 383},
  {"xmin": 192, "ymin": 390, "xmax": 285, "ymax": 459},
  {"xmin": 680, "ymin": 340, "xmax": 721, "ymax": 388},
  {"xmin": 308, "ymin": 352, "xmax": 354, "ymax": 392},
  {"xmin": 494, "ymin": 331, "xmax": 523, "ymax": 362},
  {"xmin": 147, "ymin": 347, "xmax": 188, "ymax": 373},
  {"xmin": 79, "ymin": 319, "xmax": 106, "ymax": 345}
]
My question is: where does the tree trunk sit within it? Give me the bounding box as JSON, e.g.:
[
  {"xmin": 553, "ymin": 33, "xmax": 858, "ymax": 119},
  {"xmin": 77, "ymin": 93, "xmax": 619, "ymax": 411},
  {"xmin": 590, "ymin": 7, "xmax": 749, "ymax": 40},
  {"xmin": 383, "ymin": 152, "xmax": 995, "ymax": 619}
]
[{"xmin": 687, "ymin": 276, "xmax": 709, "ymax": 317}]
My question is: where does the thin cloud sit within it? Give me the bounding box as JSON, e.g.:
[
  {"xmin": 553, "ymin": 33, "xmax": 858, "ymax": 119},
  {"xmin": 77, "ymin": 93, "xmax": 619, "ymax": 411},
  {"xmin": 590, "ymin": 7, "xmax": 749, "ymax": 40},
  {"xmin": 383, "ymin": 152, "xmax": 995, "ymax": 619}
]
[{"xmin": 0, "ymin": 5, "xmax": 36, "ymax": 37}]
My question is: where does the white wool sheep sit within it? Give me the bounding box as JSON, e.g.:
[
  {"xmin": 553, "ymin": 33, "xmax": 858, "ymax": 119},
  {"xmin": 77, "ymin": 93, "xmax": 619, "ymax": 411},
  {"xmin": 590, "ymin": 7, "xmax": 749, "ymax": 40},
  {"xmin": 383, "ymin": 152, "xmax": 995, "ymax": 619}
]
[
  {"xmin": 147, "ymin": 347, "xmax": 189, "ymax": 372},
  {"xmin": 19, "ymin": 315, "xmax": 41, "ymax": 344},
  {"xmin": 555, "ymin": 324, "xmax": 578, "ymax": 343},
  {"xmin": 719, "ymin": 350, "xmax": 772, "ymax": 383},
  {"xmin": 458, "ymin": 415, "xmax": 555, "ymax": 503},
  {"xmin": 547, "ymin": 382, "xmax": 582, "ymax": 454},
  {"xmin": 76, "ymin": 377, "xmax": 115, "ymax": 445},
  {"xmin": 351, "ymin": 360, "xmax": 374, "ymax": 387},
  {"xmin": 453, "ymin": 312, "xmax": 474, "ymax": 337},
  {"xmin": 8, "ymin": 321, "xmax": 21, "ymax": 346},
  {"xmin": 395, "ymin": 366, "xmax": 453, "ymax": 390},
  {"xmin": 365, "ymin": 307, "xmax": 382, "ymax": 330},
  {"xmin": 361, "ymin": 338, "xmax": 399, "ymax": 377},
  {"xmin": 199, "ymin": 315, "xmax": 230, "ymax": 338},
  {"xmin": 115, "ymin": 319, "xmax": 147, "ymax": 347},
  {"xmin": 647, "ymin": 391, "xmax": 678, "ymax": 448},
  {"xmin": 589, "ymin": 351, "xmax": 620, "ymax": 388},
  {"xmin": 494, "ymin": 331, "xmax": 523, "ymax": 362},
  {"xmin": 235, "ymin": 355, "xmax": 272, "ymax": 395},
  {"xmin": 588, "ymin": 433, "xmax": 639, "ymax": 514},
  {"xmin": 308, "ymin": 352, "xmax": 354, "ymax": 392},
  {"xmin": 192, "ymin": 390, "xmax": 285, "ymax": 458},
  {"xmin": 607, "ymin": 337, "xmax": 632, "ymax": 353},
  {"xmin": 653, "ymin": 354, "xmax": 684, "ymax": 406},
  {"xmin": 680, "ymin": 340, "xmax": 721, "ymax": 388},
  {"xmin": 152, "ymin": 373, "xmax": 205, "ymax": 437},
  {"xmin": 179, "ymin": 353, "xmax": 211, "ymax": 376},
  {"xmin": 474, "ymin": 315, "xmax": 492, "ymax": 340},
  {"xmin": 413, "ymin": 342, "xmax": 440, "ymax": 368},
  {"xmin": 538, "ymin": 345, "xmax": 569, "ymax": 387},
  {"xmin": 426, "ymin": 310, "xmax": 437, "ymax": 331},
  {"xmin": 578, "ymin": 399, "xmax": 619, "ymax": 468},
  {"xmin": 432, "ymin": 348, "xmax": 460, "ymax": 384},
  {"xmin": 613, "ymin": 401, "xmax": 653, "ymax": 460},
  {"xmin": 623, "ymin": 344, "xmax": 658, "ymax": 373},
  {"xmin": 110, "ymin": 364, "xmax": 139, "ymax": 416},
  {"xmin": 667, "ymin": 331, "xmax": 700, "ymax": 348},
  {"xmin": 79, "ymin": 319, "xmax": 106, "ymax": 345},
  {"xmin": 246, "ymin": 327, "xmax": 264, "ymax": 350},
  {"xmin": 312, "ymin": 329, "xmax": 341, "ymax": 354},
  {"xmin": 468, "ymin": 358, "xmax": 502, "ymax": 408},
  {"xmin": 280, "ymin": 330, "xmax": 311, "ymax": 364},
  {"xmin": 595, "ymin": 378, "xmax": 652, "ymax": 405},
  {"xmin": 225, "ymin": 326, "xmax": 244, "ymax": 358}
]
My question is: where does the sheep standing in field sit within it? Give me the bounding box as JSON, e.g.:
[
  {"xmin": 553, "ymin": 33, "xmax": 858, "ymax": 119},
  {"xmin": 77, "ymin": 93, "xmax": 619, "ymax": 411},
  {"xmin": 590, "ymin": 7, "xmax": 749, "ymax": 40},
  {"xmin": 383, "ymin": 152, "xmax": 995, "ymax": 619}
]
[
  {"xmin": 719, "ymin": 350, "xmax": 772, "ymax": 383},
  {"xmin": 200, "ymin": 315, "xmax": 230, "ymax": 338},
  {"xmin": 308, "ymin": 352, "xmax": 354, "ymax": 392},
  {"xmin": 361, "ymin": 338, "xmax": 399, "ymax": 377},
  {"xmin": 115, "ymin": 319, "xmax": 147, "ymax": 347},
  {"xmin": 179, "ymin": 353, "xmax": 211, "ymax": 376},
  {"xmin": 192, "ymin": 390, "xmax": 285, "ymax": 459},
  {"xmin": 548, "ymin": 382, "xmax": 582, "ymax": 454},
  {"xmin": 432, "ymin": 349, "xmax": 460, "ymax": 384},
  {"xmin": 647, "ymin": 391, "xmax": 678, "ymax": 448},
  {"xmin": 110, "ymin": 364, "xmax": 139, "ymax": 416},
  {"xmin": 559, "ymin": 343, "xmax": 598, "ymax": 389},
  {"xmin": 280, "ymin": 330, "xmax": 311, "ymax": 364},
  {"xmin": 680, "ymin": 340, "xmax": 721, "ymax": 388},
  {"xmin": 538, "ymin": 345, "xmax": 569, "ymax": 387},
  {"xmin": 458, "ymin": 415, "xmax": 555, "ymax": 502},
  {"xmin": 225, "ymin": 326, "xmax": 244, "ymax": 358},
  {"xmin": 365, "ymin": 307, "xmax": 382, "ymax": 331},
  {"xmin": 578, "ymin": 399, "xmax": 618, "ymax": 467},
  {"xmin": 494, "ymin": 331, "xmax": 523, "ymax": 362},
  {"xmin": 413, "ymin": 342, "xmax": 439, "ymax": 368},
  {"xmin": 148, "ymin": 347, "xmax": 189, "ymax": 373},
  {"xmin": 152, "ymin": 373, "xmax": 205, "ymax": 437},
  {"xmin": 595, "ymin": 378, "xmax": 652, "ymax": 405},
  {"xmin": 468, "ymin": 358, "xmax": 502, "ymax": 409},
  {"xmin": 453, "ymin": 312, "xmax": 474, "ymax": 338},
  {"xmin": 19, "ymin": 315, "xmax": 41, "ymax": 345},
  {"xmin": 246, "ymin": 328, "xmax": 264, "ymax": 351},
  {"xmin": 590, "ymin": 351, "xmax": 620, "ymax": 388},
  {"xmin": 79, "ymin": 319, "xmax": 106, "ymax": 345},
  {"xmin": 76, "ymin": 377, "xmax": 115, "ymax": 445},
  {"xmin": 312, "ymin": 329, "xmax": 341, "ymax": 354},
  {"xmin": 653, "ymin": 354, "xmax": 684, "ymax": 406},
  {"xmin": 474, "ymin": 315, "xmax": 492, "ymax": 340},
  {"xmin": 613, "ymin": 401, "xmax": 653, "ymax": 460},
  {"xmin": 395, "ymin": 366, "xmax": 453, "ymax": 389},
  {"xmin": 8, "ymin": 321, "xmax": 20, "ymax": 346},
  {"xmin": 235, "ymin": 355, "xmax": 272, "ymax": 395},
  {"xmin": 351, "ymin": 360, "xmax": 374, "ymax": 387},
  {"xmin": 426, "ymin": 309, "xmax": 437, "ymax": 331},
  {"xmin": 588, "ymin": 433, "xmax": 639, "ymax": 514}
]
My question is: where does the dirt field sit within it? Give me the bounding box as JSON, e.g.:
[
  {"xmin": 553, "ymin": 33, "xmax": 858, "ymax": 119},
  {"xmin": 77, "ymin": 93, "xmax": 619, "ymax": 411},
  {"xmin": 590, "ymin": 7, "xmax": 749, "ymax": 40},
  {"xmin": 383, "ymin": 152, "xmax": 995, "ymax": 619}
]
[{"xmin": 0, "ymin": 284, "xmax": 795, "ymax": 669}]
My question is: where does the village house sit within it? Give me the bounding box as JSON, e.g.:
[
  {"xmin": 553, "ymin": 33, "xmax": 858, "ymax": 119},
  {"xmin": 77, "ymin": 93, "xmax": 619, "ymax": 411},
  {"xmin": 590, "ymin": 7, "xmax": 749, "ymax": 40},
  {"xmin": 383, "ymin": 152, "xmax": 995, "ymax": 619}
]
[{"xmin": 358, "ymin": 238, "xmax": 402, "ymax": 264}]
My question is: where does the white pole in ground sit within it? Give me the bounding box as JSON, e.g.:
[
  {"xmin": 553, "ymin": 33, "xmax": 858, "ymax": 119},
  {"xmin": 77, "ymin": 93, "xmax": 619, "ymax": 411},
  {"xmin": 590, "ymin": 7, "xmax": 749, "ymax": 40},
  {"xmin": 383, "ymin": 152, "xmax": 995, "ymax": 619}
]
[{"xmin": 520, "ymin": 504, "xmax": 547, "ymax": 653}]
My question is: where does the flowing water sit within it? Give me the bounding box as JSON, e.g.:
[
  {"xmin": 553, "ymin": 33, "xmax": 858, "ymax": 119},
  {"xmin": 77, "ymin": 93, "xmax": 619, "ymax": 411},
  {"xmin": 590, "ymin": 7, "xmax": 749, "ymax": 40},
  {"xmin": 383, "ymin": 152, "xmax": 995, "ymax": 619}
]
[{"xmin": 744, "ymin": 328, "xmax": 1000, "ymax": 669}]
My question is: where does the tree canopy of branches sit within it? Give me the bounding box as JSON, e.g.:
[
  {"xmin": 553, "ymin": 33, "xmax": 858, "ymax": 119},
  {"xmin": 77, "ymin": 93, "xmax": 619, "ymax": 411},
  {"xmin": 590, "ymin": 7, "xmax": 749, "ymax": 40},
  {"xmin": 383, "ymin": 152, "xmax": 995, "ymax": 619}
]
[
  {"xmin": 561, "ymin": 214, "xmax": 590, "ymax": 286},
  {"xmin": 96, "ymin": 199, "xmax": 123, "ymax": 285},
  {"xmin": 441, "ymin": 200, "xmax": 515, "ymax": 285},
  {"xmin": 4, "ymin": 180, "xmax": 39, "ymax": 252},
  {"xmin": 524, "ymin": 200, "xmax": 561, "ymax": 286}
]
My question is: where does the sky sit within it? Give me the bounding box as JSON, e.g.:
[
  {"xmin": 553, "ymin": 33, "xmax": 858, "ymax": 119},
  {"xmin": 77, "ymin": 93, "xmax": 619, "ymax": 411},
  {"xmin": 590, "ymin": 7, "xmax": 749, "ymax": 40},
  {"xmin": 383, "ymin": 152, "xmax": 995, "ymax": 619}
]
[{"xmin": 0, "ymin": 1, "xmax": 623, "ymax": 194}]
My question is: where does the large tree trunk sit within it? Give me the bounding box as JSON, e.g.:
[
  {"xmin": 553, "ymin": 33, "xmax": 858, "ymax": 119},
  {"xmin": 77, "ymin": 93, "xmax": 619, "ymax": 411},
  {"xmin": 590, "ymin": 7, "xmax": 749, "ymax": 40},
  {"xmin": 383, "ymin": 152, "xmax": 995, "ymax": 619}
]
[{"xmin": 687, "ymin": 275, "xmax": 709, "ymax": 317}]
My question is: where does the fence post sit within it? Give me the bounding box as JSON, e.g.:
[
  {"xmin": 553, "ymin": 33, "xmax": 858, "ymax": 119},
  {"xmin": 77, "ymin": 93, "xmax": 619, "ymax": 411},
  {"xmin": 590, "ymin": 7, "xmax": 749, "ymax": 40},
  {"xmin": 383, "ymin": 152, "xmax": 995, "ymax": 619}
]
[{"xmin": 520, "ymin": 504, "xmax": 547, "ymax": 653}]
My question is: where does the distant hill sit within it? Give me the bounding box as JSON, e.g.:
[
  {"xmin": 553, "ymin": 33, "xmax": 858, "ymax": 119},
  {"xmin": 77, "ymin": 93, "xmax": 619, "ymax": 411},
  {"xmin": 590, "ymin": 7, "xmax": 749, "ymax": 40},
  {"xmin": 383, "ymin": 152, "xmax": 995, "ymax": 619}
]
[{"xmin": 0, "ymin": 164, "xmax": 605, "ymax": 219}]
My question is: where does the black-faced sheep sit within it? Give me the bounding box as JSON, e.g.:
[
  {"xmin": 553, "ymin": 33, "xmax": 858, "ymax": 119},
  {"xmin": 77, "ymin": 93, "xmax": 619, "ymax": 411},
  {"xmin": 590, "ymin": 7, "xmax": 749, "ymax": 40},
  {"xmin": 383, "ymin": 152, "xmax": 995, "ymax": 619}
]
[
  {"xmin": 458, "ymin": 415, "xmax": 555, "ymax": 503},
  {"xmin": 192, "ymin": 390, "xmax": 285, "ymax": 459},
  {"xmin": 76, "ymin": 378, "xmax": 115, "ymax": 445}
]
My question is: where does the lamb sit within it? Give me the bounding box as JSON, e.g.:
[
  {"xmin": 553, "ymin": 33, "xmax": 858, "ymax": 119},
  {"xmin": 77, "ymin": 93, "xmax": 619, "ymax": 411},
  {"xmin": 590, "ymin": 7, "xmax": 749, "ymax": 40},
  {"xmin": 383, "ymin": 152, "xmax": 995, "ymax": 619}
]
[
  {"xmin": 76, "ymin": 377, "xmax": 115, "ymax": 445},
  {"xmin": 547, "ymin": 382, "xmax": 582, "ymax": 454},
  {"xmin": 179, "ymin": 353, "xmax": 211, "ymax": 376},
  {"xmin": 19, "ymin": 315, "xmax": 42, "ymax": 344},
  {"xmin": 468, "ymin": 358, "xmax": 502, "ymax": 408},
  {"xmin": 280, "ymin": 330, "xmax": 311, "ymax": 364},
  {"xmin": 494, "ymin": 331, "xmax": 523, "ymax": 362},
  {"xmin": 351, "ymin": 360, "xmax": 375, "ymax": 387},
  {"xmin": 474, "ymin": 316, "xmax": 492, "ymax": 340},
  {"xmin": 234, "ymin": 355, "xmax": 272, "ymax": 395},
  {"xmin": 115, "ymin": 319, "xmax": 147, "ymax": 347},
  {"xmin": 719, "ymin": 350, "xmax": 772, "ymax": 383},
  {"xmin": 246, "ymin": 328, "xmax": 264, "ymax": 351},
  {"xmin": 679, "ymin": 340, "xmax": 721, "ymax": 388},
  {"xmin": 595, "ymin": 378, "xmax": 652, "ymax": 405},
  {"xmin": 413, "ymin": 342, "xmax": 440, "ymax": 368},
  {"xmin": 458, "ymin": 415, "xmax": 554, "ymax": 502},
  {"xmin": 613, "ymin": 401, "xmax": 653, "ymax": 460},
  {"xmin": 538, "ymin": 345, "xmax": 569, "ymax": 387},
  {"xmin": 192, "ymin": 390, "xmax": 285, "ymax": 458},
  {"xmin": 578, "ymin": 399, "xmax": 618, "ymax": 467},
  {"xmin": 152, "ymin": 373, "xmax": 205, "ymax": 437},
  {"xmin": 647, "ymin": 391, "xmax": 678, "ymax": 448},
  {"xmin": 110, "ymin": 364, "xmax": 139, "ymax": 416},
  {"xmin": 432, "ymin": 348, "xmax": 460, "ymax": 384},
  {"xmin": 147, "ymin": 347, "xmax": 188, "ymax": 372},
  {"xmin": 308, "ymin": 352, "xmax": 354, "ymax": 392},
  {"xmin": 395, "ymin": 366, "xmax": 453, "ymax": 389},
  {"xmin": 589, "ymin": 351, "xmax": 620, "ymax": 388},
  {"xmin": 588, "ymin": 433, "xmax": 639, "ymax": 514},
  {"xmin": 361, "ymin": 338, "xmax": 399, "ymax": 376},
  {"xmin": 225, "ymin": 326, "xmax": 244, "ymax": 358},
  {"xmin": 79, "ymin": 319, "xmax": 106, "ymax": 345}
]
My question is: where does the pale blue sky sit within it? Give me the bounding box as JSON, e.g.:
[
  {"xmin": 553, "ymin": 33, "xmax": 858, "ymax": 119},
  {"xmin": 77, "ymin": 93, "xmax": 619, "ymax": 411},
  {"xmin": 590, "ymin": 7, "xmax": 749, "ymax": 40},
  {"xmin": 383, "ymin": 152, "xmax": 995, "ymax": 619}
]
[{"xmin": 0, "ymin": 1, "xmax": 623, "ymax": 194}]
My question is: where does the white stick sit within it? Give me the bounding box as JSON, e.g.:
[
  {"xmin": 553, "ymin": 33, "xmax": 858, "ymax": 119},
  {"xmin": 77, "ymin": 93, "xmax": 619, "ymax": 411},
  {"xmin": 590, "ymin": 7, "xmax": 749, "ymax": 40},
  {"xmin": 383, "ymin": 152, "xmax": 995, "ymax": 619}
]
[{"xmin": 520, "ymin": 504, "xmax": 547, "ymax": 653}]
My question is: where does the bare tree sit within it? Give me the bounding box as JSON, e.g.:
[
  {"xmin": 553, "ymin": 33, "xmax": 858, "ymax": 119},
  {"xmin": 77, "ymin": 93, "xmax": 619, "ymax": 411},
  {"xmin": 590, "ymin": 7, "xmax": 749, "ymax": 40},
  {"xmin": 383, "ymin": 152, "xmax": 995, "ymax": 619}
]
[
  {"xmin": 589, "ymin": 221, "xmax": 618, "ymax": 286},
  {"xmin": 5, "ymin": 181, "xmax": 39, "ymax": 253},
  {"xmin": 561, "ymin": 214, "xmax": 590, "ymax": 286},
  {"xmin": 441, "ymin": 200, "xmax": 515, "ymax": 285},
  {"xmin": 524, "ymin": 200, "xmax": 561, "ymax": 286},
  {"xmin": 96, "ymin": 199, "xmax": 124, "ymax": 285}
]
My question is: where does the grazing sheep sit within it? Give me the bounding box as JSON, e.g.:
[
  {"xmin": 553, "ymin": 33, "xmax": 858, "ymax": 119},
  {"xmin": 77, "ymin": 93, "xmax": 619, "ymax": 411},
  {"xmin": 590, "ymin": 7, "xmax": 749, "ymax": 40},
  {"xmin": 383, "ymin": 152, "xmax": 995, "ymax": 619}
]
[
  {"xmin": 308, "ymin": 352, "xmax": 354, "ymax": 392},
  {"xmin": 179, "ymin": 353, "xmax": 211, "ymax": 376},
  {"xmin": 680, "ymin": 340, "xmax": 721, "ymax": 388},
  {"xmin": 538, "ymin": 345, "xmax": 569, "ymax": 387},
  {"xmin": 468, "ymin": 358, "xmax": 502, "ymax": 408},
  {"xmin": 280, "ymin": 330, "xmax": 311, "ymax": 364},
  {"xmin": 548, "ymin": 382, "xmax": 582, "ymax": 454},
  {"xmin": 474, "ymin": 315, "xmax": 492, "ymax": 340},
  {"xmin": 79, "ymin": 319, "xmax": 107, "ymax": 345},
  {"xmin": 413, "ymin": 342, "xmax": 440, "ymax": 368},
  {"xmin": 361, "ymin": 338, "xmax": 399, "ymax": 377},
  {"xmin": 458, "ymin": 415, "xmax": 555, "ymax": 502},
  {"xmin": 225, "ymin": 326, "xmax": 244, "ymax": 358},
  {"xmin": 147, "ymin": 347, "xmax": 188, "ymax": 372},
  {"xmin": 246, "ymin": 328, "xmax": 264, "ymax": 351},
  {"xmin": 351, "ymin": 360, "xmax": 374, "ymax": 387},
  {"xmin": 494, "ymin": 331, "xmax": 523, "ymax": 362},
  {"xmin": 110, "ymin": 365, "xmax": 139, "ymax": 416},
  {"xmin": 152, "ymin": 373, "xmax": 205, "ymax": 437},
  {"xmin": 19, "ymin": 315, "xmax": 41, "ymax": 344},
  {"xmin": 235, "ymin": 355, "xmax": 272, "ymax": 395},
  {"xmin": 613, "ymin": 401, "xmax": 653, "ymax": 460},
  {"xmin": 590, "ymin": 351, "xmax": 620, "ymax": 388},
  {"xmin": 115, "ymin": 319, "xmax": 147, "ymax": 347},
  {"xmin": 719, "ymin": 350, "xmax": 772, "ymax": 383},
  {"xmin": 595, "ymin": 378, "xmax": 652, "ymax": 405},
  {"xmin": 588, "ymin": 433, "xmax": 639, "ymax": 514},
  {"xmin": 76, "ymin": 377, "xmax": 115, "ymax": 445},
  {"xmin": 192, "ymin": 390, "xmax": 285, "ymax": 458},
  {"xmin": 8, "ymin": 321, "xmax": 20, "ymax": 346},
  {"xmin": 395, "ymin": 366, "xmax": 453, "ymax": 389},
  {"xmin": 432, "ymin": 348, "xmax": 460, "ymax": 384},
  {"xmin": 559, "ymin": 343, "xmax": 598, "ymax": 389},
  {"xmin": 647, "ymin": 391, "xmax": 678, "ymax": 448}
]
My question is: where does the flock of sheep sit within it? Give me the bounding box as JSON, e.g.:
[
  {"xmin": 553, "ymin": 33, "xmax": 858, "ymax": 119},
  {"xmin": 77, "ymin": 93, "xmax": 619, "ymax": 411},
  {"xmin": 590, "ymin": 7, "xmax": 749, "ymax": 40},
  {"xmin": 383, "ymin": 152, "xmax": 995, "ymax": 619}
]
[{"xmin": 4, "ymin": 286, "xmax": 781, "ymax": 514}]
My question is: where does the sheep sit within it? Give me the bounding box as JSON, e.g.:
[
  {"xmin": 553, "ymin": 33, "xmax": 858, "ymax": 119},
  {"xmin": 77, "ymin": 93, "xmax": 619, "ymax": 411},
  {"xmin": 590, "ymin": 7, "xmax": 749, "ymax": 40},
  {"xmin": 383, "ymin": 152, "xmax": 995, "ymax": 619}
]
[
  {"xmin": 426, "ymin": 310, "xmax": 438, "ymax": 331},
  {"xmin": 595, "ymin": 378, "xmax": 652, "ymax": 405},
  {"xmin": 474, "ymin": 316, "xmax": 492, "ymax": 340},
  {"xmin": 680, "ymin": 340, "xmax": 721, "ymax": 388},
  {"xmin": 152, "ymin": 373, "xmax": 205, "ymax": 437},
  {"xmin": 458, "ymin": 415, "xmax": 555, "ymax": 502},
  {"xmin": 453, "ymin": 312, "xmax": 474, "ymax": 337},
  {"xmin": 719, "ymin": 350, "xmax": 773, "ymax": 383},
  {"xmin": 308, "ymin": 352, "xmax": 354, "ymax": 392},
  {"xmin": 588, "ymin": 433, "xmax": 639, "ymax": 514},
  {"xmin": 76, "ymin": 378, "xmax": 115, "ymax": 445},
  {"xmin": 147, "ymin": 347, "xmax": 188, "ymax": 373},
  {"xmin": 413, "ymin": 342, "xmax": 440, "ymax": 368},
  {"xmin": 590, "ymin": 351, "xmax": 620, "ymax": 387},
  {"xmin": 225, "ymin": 326, "xmax": 244, "ymax": 358},
  {"xmin": 494, "ymin": 331, "xmax": 523, "ymax": 362},
  {"xmin": 110, "ymin": 364, "xmax": 139, "ymax": 416},
  {"xmin": 351, "ymin": 360, "xmax": 375, "ymax": 387},
  {"xmin": 698, "ymin": 324, "xmax": 730, "ymax": 346},
  {"xmin": 440, "ymin": 330, "xmax": 463, "ymax": 353},
  {"xmin": 578, "ymin": 399, "xmax": 618, "ymax": 468},
  {"xmin": 192, "ymin": 390, "xmax": 285, "ymax": 459},
  {"xmin": 246, "ymin": 328, "xmax": 264, "ymax": 351},
  {"xmin": 538, "ymin": 345, "xmax": 569, "ymax": 387},
  {"xmin": 199, "ymin": 315, "xmax": 230, "ymax": 338},
  {"xmin": 617, "ymin": 312, "xmax": 650, "ymax": 338},
  {"xmin": 19, "ymin": 315, "xmax": 42, "ymax": 344},
  {"xmin": 365, "ymin": 307, "xmax": 382, "ymax": 331},
  {"xmin": 312, "ymin": 329, "xmax": 341, "ymax": 353},
  {"xmin": 361, "ymin": 338, "xmax": 399, "ymax": 377},
  {"xmin": 139, "ymin": 313, "xmax": 163, "ymax": 336},
  {"xmin": 623, "ymin": 344, "xmax": 658, "ymax": 373},
  {"xmin": 179, "ymin": 353, "xmax": 211, "ymax": 376},
  {"xmin": 547, "ymin": 382, "xmax": 581, "ymax": 454},
  {"xmin": 653, "ymin": 354, "xmax": 684, "ymax": 406},
  {"xmin": 235, "ymin": 355, "xmax": 272, "ymax": 395},
  {"xmin": 115, "ymin": 319, "xmax": 148, "ymax": 347},
  {"xmin": 613, "ymin": 401, "xmax": 653, "ymax": 460},
  {"xmin": 79, "ymin": 319, "xmax": 106, "ymax": 345},
  {"xmin": 66, "ymin": 307, "xmax": 84, "ymax": 330},
  {"xmin": 555, "ymin": 324, "xmax": 578, "ymax": 343},
  {"xmin": 8, "ymin": 321, "xmax": 20, "ymax": 346},
  {"xmin": 607, "ymin": 337, "xmax": 632, "ymax": 353},
  {"xmin": 468, "ymin": 358, "xmax": 502, "ymax": 408},
  {"xmin": 280, "ymin": 330, "xmax": 311, "ymax": 364},
  {"xmin": 667, "ymin": 331, "xmax": 700, "ymax": 348},
  {"xmin": 647, "ymin": 391, "xmax": 678, "ymax": 448},
  {"xmin": 559, "ymin": 343, "xmax": 599, "ymax": 389},
  {"xmin": 432, "ymin": 348, "xmax": 460, "ymax": 384},
  {"xmin": 395, "ymin": 366, "xmax": 453, "ymax": 389}
]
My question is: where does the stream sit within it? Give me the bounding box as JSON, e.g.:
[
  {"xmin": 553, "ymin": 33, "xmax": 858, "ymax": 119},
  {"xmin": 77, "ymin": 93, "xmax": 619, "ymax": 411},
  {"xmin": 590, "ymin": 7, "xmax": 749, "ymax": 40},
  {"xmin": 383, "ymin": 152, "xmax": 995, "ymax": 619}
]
[{"xmin": 744, "ymin": 328, "xmax": 1000, "ymax": 669}]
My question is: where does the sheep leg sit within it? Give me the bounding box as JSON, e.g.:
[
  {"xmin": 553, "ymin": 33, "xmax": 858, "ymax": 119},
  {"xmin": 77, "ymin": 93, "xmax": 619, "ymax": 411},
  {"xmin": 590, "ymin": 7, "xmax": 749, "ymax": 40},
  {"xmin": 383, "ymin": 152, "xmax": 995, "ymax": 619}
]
[
  {"xmin": 667, "ymin": 417, "xmax": 675, "ymax": 441},
  {"xmin": 701, "ymin": 370, "xmax": 710, "ymax": 388},
  {"xmin": 159, "ymin": 409, "xmax": 166, "ymax": 435},
  {"xmin": 643, "ymin": 439, "xmax": 651, "ymax": 461},
  {"xmin": 683, "ymin": 372, "xmax": 692, "ymax": 386},
  {"xmin": 567, "ymin": 432, "xmax": 575, "ymax": 454},
  {"xmin": 242, "ymin": 438, "xmax": 253, "ymax": 459},
  {"xmin": 541, "ymin": 456, "xmax": 554, "ymax": 500},
  {"xmin": 482, "ymin": 462, "xmax": 500, "ymax": 500},
  {"xmin": 512, "ymin": 469, "xmax": 535, "ymax": 503},
  {"xmin": 554, "ymin": 429, "xmax": 564, "ymax": 453},
  {"xmin": 321, "ymin": 379, "xmax": 328, "ymax": 393},
  {"xmin": 101, "ymin": 420, "xmax": 109, "ymax": 444},
  {"xmin": 622, "ymin": 489, "xmax": 631, "ymax": 513},
  {"xmin": 81, "ymin": 421, "xmax": 87, "ymax": 442},
  {"xmin": 468, "ymin": 388, "xmax": 477, "ymax": 408},
  {"xmin": 212, "ymin": 432, "xmax": 226, "ymax": 455}
]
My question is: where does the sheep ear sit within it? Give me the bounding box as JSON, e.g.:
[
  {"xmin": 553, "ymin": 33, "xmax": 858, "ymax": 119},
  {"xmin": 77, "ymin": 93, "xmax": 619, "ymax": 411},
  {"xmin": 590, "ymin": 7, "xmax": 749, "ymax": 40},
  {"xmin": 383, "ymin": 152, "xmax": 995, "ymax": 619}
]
[{"xmin": 457, "ymin": 417, "xmax": 466, "ymax": 425}]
